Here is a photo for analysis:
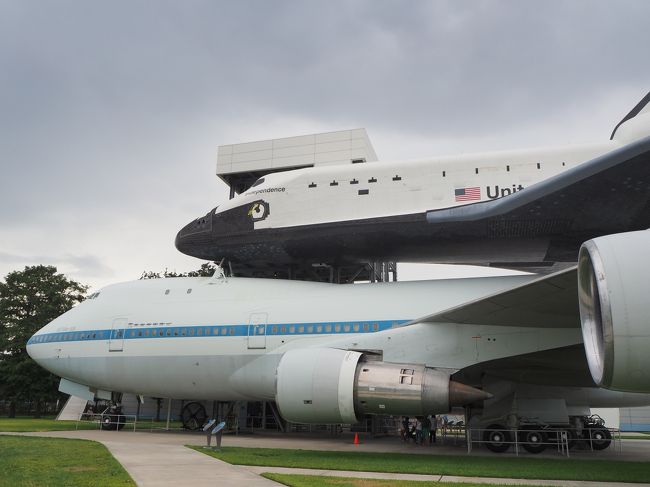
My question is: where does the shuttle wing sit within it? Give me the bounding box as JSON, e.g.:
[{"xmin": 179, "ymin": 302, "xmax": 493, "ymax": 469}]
[{"xmin": 426, "ymin": 135, "xmax": 650, "ymax": 260}]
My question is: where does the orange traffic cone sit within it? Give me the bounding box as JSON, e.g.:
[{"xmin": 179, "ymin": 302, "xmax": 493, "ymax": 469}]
[{"xmin": 353, "ymin": 432, "xmax": 359, "ymax": 445}]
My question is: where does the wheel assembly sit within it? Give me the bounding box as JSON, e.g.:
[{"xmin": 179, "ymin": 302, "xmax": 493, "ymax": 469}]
[
  {"xmin": 181, "ymin": 401, "xmax": 208, "ymax": 430},
  {"xmin": 518, "ymin": 428, "xmax": 546, "ymax": 454},
  {"xmin": 588, "ymin": 427, "xmax": 612, "ymax": 450},
  {"xmin": 100, "ymin": 414, "xmax": 115, "ymax": 431},
  {"xmin": 483, "ymin": 424, "xmax": 511, "ymax": 453}
]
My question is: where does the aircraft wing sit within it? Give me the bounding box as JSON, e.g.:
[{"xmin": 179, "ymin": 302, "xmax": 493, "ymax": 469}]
[
  {"xmin": 408, "ymin": 267, "xmax": 590, "ymax": 385},
  {"xmin": 452, "ymin": 344, "xmax": 595, "ymax": 387},
  {"xmin": 409, "ymin": 266, "xmax": 579, "ymax": 329},
  {"xmin": 426, "ymin": 135, "xmax": 650, "ymax": 261}
]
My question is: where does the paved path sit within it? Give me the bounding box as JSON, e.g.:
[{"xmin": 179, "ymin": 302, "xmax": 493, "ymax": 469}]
[
  {"xmin": 9, "ymin": 430, "xmax": 275, "ymax": 487},
  {"xmin": 4, "ymin": 429, "xmax": 650, "ymax": 486}
]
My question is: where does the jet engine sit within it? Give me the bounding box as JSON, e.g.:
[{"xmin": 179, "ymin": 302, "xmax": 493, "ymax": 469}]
[
  {"xmin": 578, "ymin": 230, "xmax": 650, "ymax": 392},
  {"xmin": 275, "ymin": 347, "xmax": 490, "ymax": 424}
]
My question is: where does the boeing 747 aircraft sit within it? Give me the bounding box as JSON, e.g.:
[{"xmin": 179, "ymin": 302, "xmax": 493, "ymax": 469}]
[
  {"xmin": 27, "ymin": 230, "xmax": 650, "ymax": 453},
  {"xmin": 177, "ymin": 92, "xmax": 650, "ymax": 272}
]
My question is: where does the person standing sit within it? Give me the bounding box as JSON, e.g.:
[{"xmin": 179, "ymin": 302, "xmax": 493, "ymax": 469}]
[
  {"xmin": 400, "ymin": 416, "xmax": 409, "ymax": 442},
  {"xmin": 415, "ymin": 418, "xmax": 423, "ymax": 444},
  {"xmin": 422, "ymin": 415, "xmax": 430, "ymax": 445},
  {"xmin": 429, "ymin": 414, "xmax": 437, "ymax": 444}
]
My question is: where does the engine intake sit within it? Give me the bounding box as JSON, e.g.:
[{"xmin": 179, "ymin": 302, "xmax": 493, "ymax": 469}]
[
  {"xmin": 578, "ymin": 230, "xmax": 650, "ymax": 392},
  {"xmin": 275, "ymin": 348, "xmax": 490, "ymax": 424}
]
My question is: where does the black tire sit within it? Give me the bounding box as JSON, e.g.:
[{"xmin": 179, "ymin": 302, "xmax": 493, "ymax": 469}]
[
  {"xmin": 519, "ymin": 429, "xmax": 546, "ymax": 454},
  {"xmin": 100, "ymin": 414, "xmax": 115, "ymax": 431},
  {"xmin": 588, "ymin": 428, "xmax": 612, "ymax": 450},
  {"xmin": 101, "ymin": 414, "xmax": 125, "ymax": 430},
  {"xmin": 181, "ymin": 401, "xmax": 207, "ymax": 430},
  {"xmin": 483, "ymin": 424, "xmax": 511, "ymax": 453}
]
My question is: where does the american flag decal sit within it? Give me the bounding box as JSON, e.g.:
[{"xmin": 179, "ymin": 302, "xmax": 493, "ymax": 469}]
[{"xmin": 455, "ymin": 187, "xmax": 481, "ymax": 202}]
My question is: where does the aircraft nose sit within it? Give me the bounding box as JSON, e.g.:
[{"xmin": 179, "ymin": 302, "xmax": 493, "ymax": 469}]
[
  {"xmin": 26, "ymin": 333, "xmax": 36, "ymax": 359},
  {"xmin": 175, "ymin": 211, "xmax": 215, "ymax": 259},
  {"xmin": 176, "ymin": 203, "xmax": 260, "ymax": 262},
  {"xmin": 26, "ymin": 324, "xmax": 49, "ymax": 366}
]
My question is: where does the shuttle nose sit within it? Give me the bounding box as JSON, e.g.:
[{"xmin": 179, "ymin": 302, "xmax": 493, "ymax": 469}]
[
  {"xmin": 176, "ymin": 203, "xmax": 266, "ymax": 263},
  {"xmin": 175, "ymin": 210, "xmax": 215, "ymax": 259}
]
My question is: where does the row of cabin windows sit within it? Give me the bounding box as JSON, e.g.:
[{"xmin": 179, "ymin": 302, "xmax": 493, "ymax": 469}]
[
  {"xmin": 33, "ymin": 332, "xmax": 103, "ymax": 342},
  {"xmin": 310, "ymin": 162, "xmax": 566, "ymax": 187},
  {"xmin": 129, "ymin": 327, "xmax": 233, "ymax": 337},
  {"xmin": 270, "ymin": 322, "xmax": 386, "ymax": 334},
  {"xmin": 130, "ymin": 323, "xmax": 385, "ymax": 337},
  {"xmin": 34, "ymin": 322, "xmax": 399, "ymax": 343},
  {"xmin": 126, "ymin": 323, "xmax": 385, "ymax": 337}
]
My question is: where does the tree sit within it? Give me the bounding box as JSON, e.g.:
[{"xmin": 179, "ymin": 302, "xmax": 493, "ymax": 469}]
[
  {"xmin": 139, "ymin": 262, "xmax": 218, "ymax": 279},
  {"xmin": 0, "ymin": 265, "xmax": 88, "ymax": 417}
]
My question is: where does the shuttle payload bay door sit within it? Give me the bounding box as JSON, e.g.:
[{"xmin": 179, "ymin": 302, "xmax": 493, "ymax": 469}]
[
  {"xmin": 109, "ymin": 317, "xmax": 127, "ymax": 352},
  {"xmin": 248, "ymin": 313, "xmax": 267, "ymax": 349}
]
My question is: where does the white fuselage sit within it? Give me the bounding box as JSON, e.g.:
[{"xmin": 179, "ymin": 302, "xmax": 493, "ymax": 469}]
[
  {"xmin": 28, "ymin": 274, "xmax": 579, "ymax": 399},
  {"xmin": 27, "ymin": 274, "xmax": 650, "ymax": 411},
  {"xmin": 222, "ymin": 142, "xmax": 615, "ymax": 229}
]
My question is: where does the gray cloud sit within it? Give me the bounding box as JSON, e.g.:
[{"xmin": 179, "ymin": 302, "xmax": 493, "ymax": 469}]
[
  {"xmin": 0, "ymin": 251, "xmax": 114, "ymax": 279},
  {"xmin": 0, "ymin": 0, "xmax": 648, "ymax": 287}
]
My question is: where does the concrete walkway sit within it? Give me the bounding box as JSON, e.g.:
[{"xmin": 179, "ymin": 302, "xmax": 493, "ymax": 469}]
[
  {"xmin": 4, "ymin": 429, "xmax": 650, "ymax": 486},
  {"xmin": 10, "ymin": 430, "xmax": 275, "ymax": 487}
]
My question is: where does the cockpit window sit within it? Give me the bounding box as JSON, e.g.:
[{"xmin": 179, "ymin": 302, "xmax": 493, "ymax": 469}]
[{"xmin": 251, "ymin": 177, "xmax": 265, "ymax": 187}]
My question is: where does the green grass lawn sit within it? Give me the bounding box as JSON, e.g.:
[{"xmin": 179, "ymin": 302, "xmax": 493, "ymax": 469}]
[
  {"xmin": 190, "ymin": 446, "xmax": 650, "ymax": 483},
  {"xmin": 0, "ymin": 417, "xmax": 97, "ymax": 432},
  {"xmin": 0, "ymin": 435, "xmax": 134, "ymax": 487},
  {"xmin": 0, "ymin": 416, "xmax": 183, "ymax": 432},
  {"xmin": 262, "ymin": 473, "xmax": 543, "ymax": 487},
  {"xmin": 621, "ymin": 432, "xmax": 650, "ymax": 440}
]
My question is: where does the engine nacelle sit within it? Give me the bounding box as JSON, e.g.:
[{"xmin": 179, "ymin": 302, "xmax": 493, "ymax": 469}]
[
  {"xmin": 275, "ymin": 347, "xmax": 490, "ymax": 424},
  {"xmin": 578, "ymin": 230, "xmax": 650, "ymax": 392}
]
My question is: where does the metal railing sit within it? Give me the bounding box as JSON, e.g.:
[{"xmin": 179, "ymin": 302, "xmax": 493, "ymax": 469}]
[
  {"xmin": 75, "ymin": 412, "xmax": 168, "ymax": 431},
  {"xmin": 466, "ymin": 427, "xmax": 622, "ymax": 456}
]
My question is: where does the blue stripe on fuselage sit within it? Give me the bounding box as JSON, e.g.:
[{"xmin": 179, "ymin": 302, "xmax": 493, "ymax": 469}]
[{"xmin": 27, "ymin": 319, "xmax": 411, "ymax": 345}]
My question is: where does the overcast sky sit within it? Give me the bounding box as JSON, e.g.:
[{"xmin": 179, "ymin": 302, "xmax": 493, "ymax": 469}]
[{"xmin": 1, "ymin": 0, "xmax": 649, "ymax": 291}]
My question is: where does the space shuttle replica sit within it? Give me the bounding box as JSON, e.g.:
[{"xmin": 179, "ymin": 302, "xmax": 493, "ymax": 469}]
[
  {"xmin": 177, "ymin": 92, "xmax": 650, "ymax": 275},
  {"xmin": 28, "ymin": 92, "xmax": 650, "ymax": 454}
]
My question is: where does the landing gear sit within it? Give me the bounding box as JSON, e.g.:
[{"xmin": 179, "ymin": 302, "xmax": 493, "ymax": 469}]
[
  {"xmin": 588, "ymin": 427, "xmax": 612, "ymax": 450},
  {"xmin": 483, "ymin": 424, "xmax": 511, "ymax": 453},
  {"xmin": 181, "ymin": 401, "xmax": 208, "ymax": 430},
  {"xmin": 96, "ymin": 393, "xmax": 125, "ymax": 431},
  {"xmin": 99, "ymin": 403, "xmax": 125, "ymax": 431},
  {"xmin": 100, "ymin": 412, "xmax": 126, "ymax": 430},
  {"xmin": 518, "ymin": 428, "xmax": 546, "ymax": 454},
  {"xmin": 582, "ymin": 414, "xmax": 612, "ymax": 450}
]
